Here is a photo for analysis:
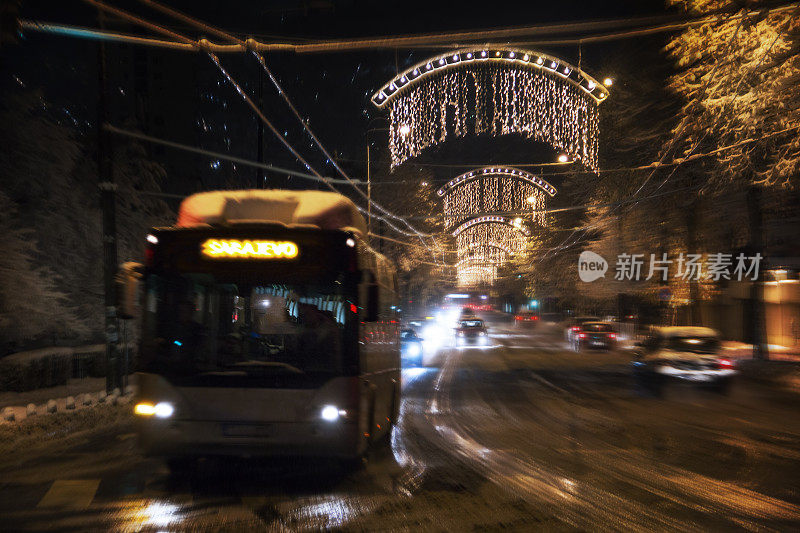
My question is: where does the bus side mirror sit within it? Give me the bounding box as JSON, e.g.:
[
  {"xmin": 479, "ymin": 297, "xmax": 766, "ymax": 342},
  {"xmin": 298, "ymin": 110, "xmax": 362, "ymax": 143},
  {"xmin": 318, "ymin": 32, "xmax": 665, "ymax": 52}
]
[
  {"xmin": 116, "ymin": 262, "xmax": 143, "ymax": 319},
  {"xmin": 366, "ymin": 283, "xmax": 379, "ymax": 322}
]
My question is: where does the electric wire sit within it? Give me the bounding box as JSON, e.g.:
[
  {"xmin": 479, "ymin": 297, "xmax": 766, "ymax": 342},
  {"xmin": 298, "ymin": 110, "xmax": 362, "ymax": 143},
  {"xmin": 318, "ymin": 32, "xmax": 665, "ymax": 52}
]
[
  {"xmin": 340, "ymin": 125, "xmax": 800, "ymax": 184},
  {"xmin": 80, "ymin": 0, "xmax": 436, "ymax": 249},
  {"xmin": 537, "ymin": 7, "xmax": 756, "ymax": 264},
  {"xmin": 136, "ymin": 0, "xmax": 441, "ymax": 257},
  {"xmin": 640, "ymin": 5, "xmax": 800, "ymax": 201},
  {"xmin": 23, "ymin": 3, "xmax": 798, "ymax": 53},
  {"xmin": 103, "ymin": 124, "xmax": 363, "ymax": 185}
]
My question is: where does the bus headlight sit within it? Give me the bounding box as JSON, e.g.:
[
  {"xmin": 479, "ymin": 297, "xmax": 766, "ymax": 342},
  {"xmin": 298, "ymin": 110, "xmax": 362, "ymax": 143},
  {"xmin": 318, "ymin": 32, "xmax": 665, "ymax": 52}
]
[
  {"xmin": 320, "ymin": 405, "xmax": 346, "ymax": 422},
  {"xmin": 406, "ymin": 343, "xmax": 421, "ymax": 357},
  {"xmin": 134, "ymin": 401, "xmax": 174, "ymax": 419}
]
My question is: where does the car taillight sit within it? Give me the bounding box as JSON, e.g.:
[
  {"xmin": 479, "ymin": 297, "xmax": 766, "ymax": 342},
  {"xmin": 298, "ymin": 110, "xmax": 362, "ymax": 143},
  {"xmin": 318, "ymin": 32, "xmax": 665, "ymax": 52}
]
[
  {"xmin": 515, "ymin": 316, "xmax": 522, "ymax": 320},
  {"xmin": 578, "ymin": 333, "xmax": 586, "ymax": 339},
  {"xmin": 571, "ymin": 326, "xmax": 580, "ymax": 331},
  {"xmin": 608, "ymin": 333, "xmax": 616, "ymax": 339},
  {"xmin": 533, "ymin": 316, "xmax": 539, "ymax": 320},
  {"xmin": 717, "ymin": 358, "xmax": 734, "ymax": 370}
]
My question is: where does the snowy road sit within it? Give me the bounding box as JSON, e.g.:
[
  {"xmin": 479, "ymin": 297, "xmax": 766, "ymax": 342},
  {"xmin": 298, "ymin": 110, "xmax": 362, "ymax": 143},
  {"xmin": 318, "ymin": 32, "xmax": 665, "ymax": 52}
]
[{"xmin": 1, "ymin": 318, "xmax": 799, "ymax": 531}]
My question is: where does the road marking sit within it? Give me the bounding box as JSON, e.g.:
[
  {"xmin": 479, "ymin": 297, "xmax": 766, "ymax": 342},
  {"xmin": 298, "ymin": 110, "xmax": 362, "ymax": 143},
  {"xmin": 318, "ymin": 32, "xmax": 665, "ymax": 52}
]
[{"xmin": 37, "ymin": 479, "xmax": 100, "ymax": 509}]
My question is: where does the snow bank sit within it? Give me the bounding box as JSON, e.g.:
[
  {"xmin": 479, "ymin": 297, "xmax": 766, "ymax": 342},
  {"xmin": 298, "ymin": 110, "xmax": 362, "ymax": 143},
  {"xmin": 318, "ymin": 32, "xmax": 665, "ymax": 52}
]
[{"xmin": 177, "ymin": 190, "xmax": 367, "ymax": 236}]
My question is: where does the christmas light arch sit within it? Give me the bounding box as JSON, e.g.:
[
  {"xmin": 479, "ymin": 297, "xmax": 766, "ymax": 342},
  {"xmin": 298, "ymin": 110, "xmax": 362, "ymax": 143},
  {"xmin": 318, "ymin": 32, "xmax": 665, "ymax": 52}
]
[
  {"xmin": 455, "ymin": 222, "xmax": 528, "ymax": 257},
  {"xmin": 371, "ymin": 47, "xmax": 609, "ymax": 171},
  {"xmin": 452, "ymin": 216, "xmax": 531, "ymax": 237},
  {"xmin": 437, "ymin": 166, "xmax": 557, "ymax": 197},
  {"xmin": 457, "ymin": 262, "xmax": 497, "ymax": 287},
  {"xmin": 439, "ymin": 166, "xmax": 555, "ymax": 231},
  {"xmin": 465, "ymin": 241, "xmax": 513, "ymax": 256}
]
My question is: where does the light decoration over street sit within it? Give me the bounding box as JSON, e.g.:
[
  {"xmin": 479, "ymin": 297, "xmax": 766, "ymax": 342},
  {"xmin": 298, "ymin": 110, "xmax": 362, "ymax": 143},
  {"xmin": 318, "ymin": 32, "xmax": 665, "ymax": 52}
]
[
  {"xmin": 438, "ymin": 167, "xmax": 558, "ymax": 287},
  {"xmin": 437, "ymin": 166, "xmax": 556, "ymax": 230},
  {"xmin": 371, "ymin": 47, "xmax": 609, "ymax": 171}
]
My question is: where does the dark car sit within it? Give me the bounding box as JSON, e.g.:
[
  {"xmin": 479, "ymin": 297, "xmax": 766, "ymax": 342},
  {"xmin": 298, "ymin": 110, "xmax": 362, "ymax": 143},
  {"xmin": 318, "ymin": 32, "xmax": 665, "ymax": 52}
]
[
  {"xmin": 565, "ymin": 316, "xmax": 600, "ymax": 343},
  {"xmin": 572, "ymin": 322, "xmax": 616, "ymax": 351},
  {"xmin": 455, "ymin": 318, "xmax": 488, "ymax": 346},
  {"xmin": 400, "ymin": 328, "xmax": 424, "ymax": 366},
  {"xmin": 514, "ymin": 310, "xmax": 539, "ymax": 327},
  {"xmin": 632, "ymin": 327, "xmax": 736, "ymax": 395},
  {"xmin": 459, "ymin": 306, "xmax": 477, "ymax": 320}
]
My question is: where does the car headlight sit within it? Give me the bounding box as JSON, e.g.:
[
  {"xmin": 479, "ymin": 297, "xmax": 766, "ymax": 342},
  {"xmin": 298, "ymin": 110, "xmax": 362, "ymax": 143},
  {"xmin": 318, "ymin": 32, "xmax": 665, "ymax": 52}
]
[
  {"xmin": 406, "ymin": 343, "xmax": 421, "ymax": 357},
  {"xmin": 134, "ymin": 401, "xmax": 174, "ymax": 419},
  {"xmin": 320, "ymin": 405, "xmax": 347, "ymax": 422}
]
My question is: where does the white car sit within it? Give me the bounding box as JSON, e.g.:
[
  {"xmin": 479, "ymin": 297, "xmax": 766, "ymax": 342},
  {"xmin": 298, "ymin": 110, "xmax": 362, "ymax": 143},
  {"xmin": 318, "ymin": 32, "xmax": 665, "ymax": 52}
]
[{"xmin": 632, "ymin": 326, "xmax": 736, "ymax": 395}]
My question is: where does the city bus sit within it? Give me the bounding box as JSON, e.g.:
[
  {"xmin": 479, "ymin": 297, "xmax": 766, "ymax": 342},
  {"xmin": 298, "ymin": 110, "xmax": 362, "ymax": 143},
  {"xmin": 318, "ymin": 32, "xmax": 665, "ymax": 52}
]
[{"xmin": 119, "ymin": 190, "xmax": 400, "ymax": 471}]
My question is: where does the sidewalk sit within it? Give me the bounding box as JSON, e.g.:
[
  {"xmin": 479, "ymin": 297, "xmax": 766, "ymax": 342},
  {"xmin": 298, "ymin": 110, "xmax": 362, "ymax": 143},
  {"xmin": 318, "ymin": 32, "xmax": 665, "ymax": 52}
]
[
  {"xmin": 720, "ymin": 341, "xmax": 800, "ymax": 362},
  {"xmin": 0, "ymin": 377, "xmax": 106, "ymax": 409}
]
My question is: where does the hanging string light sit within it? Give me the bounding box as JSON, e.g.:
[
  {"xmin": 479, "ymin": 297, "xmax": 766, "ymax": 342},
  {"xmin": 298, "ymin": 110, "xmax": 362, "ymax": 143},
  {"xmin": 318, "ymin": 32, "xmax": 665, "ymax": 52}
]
[
  {"xmin": 372, "ymin": 48, "xmax": 608, "ymax": 171},
  {"xmin": 437, "ymin": 166, "xmax": 558, "ymax": 288},
  {"xmin": 439, "ymin": 166, "xmax": 556, "ymax": 230}
]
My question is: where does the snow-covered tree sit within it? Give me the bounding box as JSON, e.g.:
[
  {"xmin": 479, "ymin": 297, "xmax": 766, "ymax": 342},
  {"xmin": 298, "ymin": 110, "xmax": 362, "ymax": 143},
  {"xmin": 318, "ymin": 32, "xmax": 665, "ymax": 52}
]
[
  {"xmin": 0, "ymin": 191, "xmax": 87, "ymax": 352},
  {"xmin": 0, "ymin": 86, "xmax": 173, "ymax": 350},
  {"xmin": 665, "ymin": 0, "xmax": 800, "ymax": 189}
]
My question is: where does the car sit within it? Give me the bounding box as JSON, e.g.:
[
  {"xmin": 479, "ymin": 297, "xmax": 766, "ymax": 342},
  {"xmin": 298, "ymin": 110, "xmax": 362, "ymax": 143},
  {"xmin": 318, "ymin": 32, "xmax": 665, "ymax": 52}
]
[
  {"xmin": 514, "ymin": 310, "xmax": 539, "ymax": 327},
  {"xmin": 400, "ymin": 328, "xmax": 424, "ymax": 366},
  {"xmin": 631, "ymin": 326, "xmax": 736, "ymax": 395},
  {"xmin": 459, "ymin": 306, "xmax": 477, "ymax": 319},
  {"xmin": 572, "ymin": 321, "xmax": 616, "ymax": 351},
  {"xmin": 455, "ymin": 318, "xmax": 488, "ymax": 346},
  {"xmin": 565, "ymin": 316, "xmax": 600, "ymax": 343}
]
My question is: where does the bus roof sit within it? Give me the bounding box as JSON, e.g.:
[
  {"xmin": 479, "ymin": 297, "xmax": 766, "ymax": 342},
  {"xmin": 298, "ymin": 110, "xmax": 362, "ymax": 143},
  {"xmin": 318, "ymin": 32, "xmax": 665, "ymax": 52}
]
[{"xmin": 176, "ymin": 190, "xmax": 367, "ymax": 236}]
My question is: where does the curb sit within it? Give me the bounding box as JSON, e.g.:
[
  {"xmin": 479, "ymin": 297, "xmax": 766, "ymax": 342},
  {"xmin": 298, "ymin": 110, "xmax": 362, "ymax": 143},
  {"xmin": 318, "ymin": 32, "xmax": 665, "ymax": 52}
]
[{"xmin": 0, "ymin": 386, "xmax": 137, "ymax": 424}]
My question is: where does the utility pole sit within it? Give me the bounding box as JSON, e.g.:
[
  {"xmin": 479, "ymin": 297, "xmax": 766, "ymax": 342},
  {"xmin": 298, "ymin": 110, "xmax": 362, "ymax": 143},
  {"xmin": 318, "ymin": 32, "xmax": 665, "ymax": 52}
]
[
  {"xmin": 257, "ymin": 73, "xmax": 265, "ymax": 188},
  {"xmin": 367, "ymin": 143, "xmax": 371, "ymax": 244},
  {"xmin": 97, "ymin": 10, "xmax": 121, "ymax": 393},
  {"xmin": 747, "ymin": 184, "xmax": 769, "ymax": 361}
]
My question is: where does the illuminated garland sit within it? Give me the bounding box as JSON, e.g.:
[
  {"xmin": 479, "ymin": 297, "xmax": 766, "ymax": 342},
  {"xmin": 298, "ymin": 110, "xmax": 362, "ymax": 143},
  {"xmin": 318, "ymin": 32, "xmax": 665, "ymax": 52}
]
[
  {"xmin": 457, "ymin": 261, "xmax": 498, "ymax": 287},
  {"xmin": 440, "ymin": 167, "xmax": 552, "ymax": 230},
  {"xmin": 438, "ymin": 166, "xmax": 557, "ymax": 197},
  {"xmin": 438, "ymin": 166, "xmax": 559, "ymax": 287},
  {"xmin": 375, "ymin": 49, "xmax": 606, "ymax": 171},
  {"xmin": 456, "ymin": 223, "xmax": 527, "ymax": 257}
]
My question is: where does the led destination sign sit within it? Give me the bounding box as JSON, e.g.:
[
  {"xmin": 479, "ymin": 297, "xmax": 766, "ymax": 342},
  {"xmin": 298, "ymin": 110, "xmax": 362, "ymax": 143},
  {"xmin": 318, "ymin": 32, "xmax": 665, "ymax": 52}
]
[{"xmin": 201, "ymin": 239, "xmax": 299, "ymax": 259}]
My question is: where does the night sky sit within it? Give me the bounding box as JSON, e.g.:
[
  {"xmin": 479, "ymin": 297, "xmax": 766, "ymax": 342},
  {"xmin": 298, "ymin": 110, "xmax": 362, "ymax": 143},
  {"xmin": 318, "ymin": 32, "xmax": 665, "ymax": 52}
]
[{"xmin": 3, "ymin": 0, "xmax": 674, "ymax": 199}]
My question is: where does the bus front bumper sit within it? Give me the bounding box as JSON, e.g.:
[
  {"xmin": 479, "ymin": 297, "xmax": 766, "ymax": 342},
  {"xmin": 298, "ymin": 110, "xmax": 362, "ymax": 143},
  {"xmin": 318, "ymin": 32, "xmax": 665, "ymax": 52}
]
[{"xmin": 137, "ymin": 418, "xmax": 364, "ymax": 459}]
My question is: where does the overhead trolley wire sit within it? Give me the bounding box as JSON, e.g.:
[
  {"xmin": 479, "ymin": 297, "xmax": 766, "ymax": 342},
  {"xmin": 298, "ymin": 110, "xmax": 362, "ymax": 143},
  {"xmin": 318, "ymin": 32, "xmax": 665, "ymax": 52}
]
[
  {"xmin": 135, "ymin": 0, "xmax": 442, "ymax": 262},
  {"xmin": 28, "ymin": 2, "xmax": 799, "ymax": 53},
  {"xmin": 135, "ymin": 0, "xmax": 436, "ymax": 242},
  {"xmin": 103, "ymin": 124, "xmax": 363, "ymax": 185},
  {"xmin": 80, "ymin": 0, "xmax": 438, "ymax": 253}
]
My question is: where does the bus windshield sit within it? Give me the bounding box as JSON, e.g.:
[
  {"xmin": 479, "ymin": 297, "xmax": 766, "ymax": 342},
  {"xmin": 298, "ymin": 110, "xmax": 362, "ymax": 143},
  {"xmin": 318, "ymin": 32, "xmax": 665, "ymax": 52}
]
[{"xmin": 141, "ymin": 272, "xmax": 355, "ymax": 387}]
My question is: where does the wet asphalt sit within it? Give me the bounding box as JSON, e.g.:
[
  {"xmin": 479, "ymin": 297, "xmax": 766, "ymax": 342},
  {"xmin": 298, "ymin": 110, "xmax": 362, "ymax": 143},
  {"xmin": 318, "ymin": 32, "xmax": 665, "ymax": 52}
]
[{"xmin": 1, "ymin": 315, "xmax": 799, "ymax": 531}]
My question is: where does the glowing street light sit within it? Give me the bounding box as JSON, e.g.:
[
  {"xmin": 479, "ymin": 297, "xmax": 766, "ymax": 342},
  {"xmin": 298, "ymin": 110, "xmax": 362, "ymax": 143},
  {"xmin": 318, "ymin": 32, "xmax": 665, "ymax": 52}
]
[
  {"xmin": 557, "ymin": 154, "xmax": 569, "ymax": 163},
  {"xmin": 603, "ymin": 77, "xmax": 613, "ymax": 87}
]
